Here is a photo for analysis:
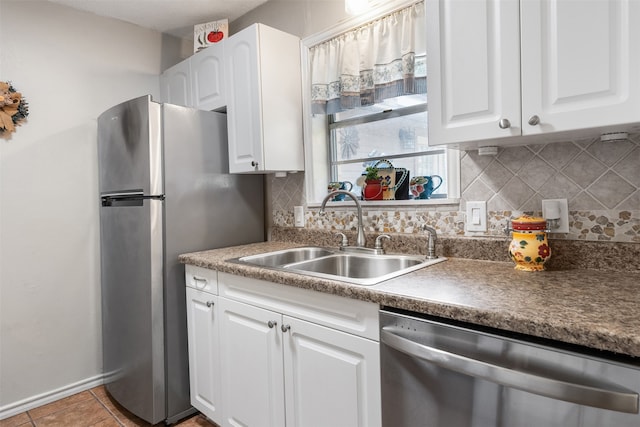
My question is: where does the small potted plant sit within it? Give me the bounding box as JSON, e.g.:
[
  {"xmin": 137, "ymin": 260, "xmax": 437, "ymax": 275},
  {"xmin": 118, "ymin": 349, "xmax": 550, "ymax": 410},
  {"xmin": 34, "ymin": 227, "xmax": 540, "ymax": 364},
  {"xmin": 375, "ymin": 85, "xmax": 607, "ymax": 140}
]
[{"xmin": 362, "ymin": 166, "xmax": 383, "ymax": 200}]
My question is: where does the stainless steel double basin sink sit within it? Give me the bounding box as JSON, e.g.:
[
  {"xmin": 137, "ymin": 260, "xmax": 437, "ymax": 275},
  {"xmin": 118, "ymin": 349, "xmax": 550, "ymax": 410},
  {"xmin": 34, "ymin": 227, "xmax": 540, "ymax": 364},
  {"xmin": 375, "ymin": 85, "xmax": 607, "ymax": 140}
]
[{"xmin": 231, "ymin": 247, "xmax": 446, "ymax": 286}]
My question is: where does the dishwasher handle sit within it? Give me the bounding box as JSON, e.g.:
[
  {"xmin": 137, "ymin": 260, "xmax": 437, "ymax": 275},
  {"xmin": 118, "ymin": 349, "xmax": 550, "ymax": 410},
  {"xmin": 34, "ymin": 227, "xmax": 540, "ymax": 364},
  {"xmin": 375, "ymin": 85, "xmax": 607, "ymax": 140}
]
[{"xmin": 381, "ymin": 327, "xmax": 639, "ymax": 414}]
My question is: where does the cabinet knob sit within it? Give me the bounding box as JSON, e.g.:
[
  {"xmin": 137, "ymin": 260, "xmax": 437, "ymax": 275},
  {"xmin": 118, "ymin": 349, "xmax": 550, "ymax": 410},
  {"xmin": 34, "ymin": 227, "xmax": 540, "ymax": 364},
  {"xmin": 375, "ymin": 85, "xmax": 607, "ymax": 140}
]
[
  {"xmin": 206, "ymin": 301, "xmax": 214, "ymax": 307},
  {"xmin": 528, "ymin": 115, "xmax": 540, "ymax": 125},
  {"xmin": 251, "ymin": 161, "xmax": 259, "ymax": 168},
  {"xmin": 267, "ymin": 320, "xmax": 278, "ymax": 328},
  {"xmin": 281, "ymin": 324, "xmax": 291, "ymax": 333},
  {"xmin": 498, "ymin": 119, "xmax": 511, "ymax": 129}
]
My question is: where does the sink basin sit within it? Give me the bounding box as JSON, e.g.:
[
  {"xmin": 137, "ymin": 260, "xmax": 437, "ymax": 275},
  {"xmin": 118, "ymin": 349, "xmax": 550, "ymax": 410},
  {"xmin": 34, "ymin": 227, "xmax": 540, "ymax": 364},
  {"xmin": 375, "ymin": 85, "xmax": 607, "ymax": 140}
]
[
  {"xmin": 233, "ymin": 247, "xmax": 446, "ymax": 286},
  {"xmin": 238, "ymin": 247, "xmax": 334, "ymax": 267}
]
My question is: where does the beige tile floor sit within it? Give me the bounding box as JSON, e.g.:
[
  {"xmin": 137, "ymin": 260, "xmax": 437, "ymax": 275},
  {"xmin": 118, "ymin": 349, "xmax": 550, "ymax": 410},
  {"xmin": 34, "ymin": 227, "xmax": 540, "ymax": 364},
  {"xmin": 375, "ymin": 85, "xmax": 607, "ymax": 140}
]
[{"xmin": 0, "ymin": 386, "xmax": 217, "ymax": 427}]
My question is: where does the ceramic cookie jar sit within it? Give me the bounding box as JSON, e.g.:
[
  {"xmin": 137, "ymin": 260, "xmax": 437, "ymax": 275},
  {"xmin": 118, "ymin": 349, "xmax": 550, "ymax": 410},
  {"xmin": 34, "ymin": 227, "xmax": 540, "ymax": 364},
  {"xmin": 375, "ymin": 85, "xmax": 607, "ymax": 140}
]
[{"xmin": 508, "ymin": 215, "xmax": 551, "ymax": 271}]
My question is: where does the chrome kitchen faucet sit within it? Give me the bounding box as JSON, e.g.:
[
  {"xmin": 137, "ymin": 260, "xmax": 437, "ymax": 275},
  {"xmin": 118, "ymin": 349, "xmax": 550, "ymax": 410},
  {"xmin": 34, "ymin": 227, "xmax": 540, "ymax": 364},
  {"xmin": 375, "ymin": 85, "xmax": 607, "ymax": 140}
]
[{"xmin": 320, "ymin": 190, "xmax": 366, "ymax": 248}]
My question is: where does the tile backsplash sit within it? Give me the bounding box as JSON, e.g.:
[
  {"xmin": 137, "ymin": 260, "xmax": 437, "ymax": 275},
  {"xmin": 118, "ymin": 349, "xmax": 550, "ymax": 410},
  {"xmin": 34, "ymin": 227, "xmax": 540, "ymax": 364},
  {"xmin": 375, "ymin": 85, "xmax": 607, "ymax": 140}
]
[{"xmin": 270, "ymin": 133, "xmax": 639, "ymax": 243}]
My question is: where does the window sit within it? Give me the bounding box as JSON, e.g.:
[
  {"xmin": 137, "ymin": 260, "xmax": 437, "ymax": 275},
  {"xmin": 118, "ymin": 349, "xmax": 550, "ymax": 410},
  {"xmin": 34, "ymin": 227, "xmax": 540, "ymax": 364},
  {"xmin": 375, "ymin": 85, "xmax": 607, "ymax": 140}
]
[
  {"xmin": 301, "ymin": 0, "xmax": 459, "ymax": 205},
  {"xmin": 329, "ymin": 93, "xmax": 449, "ymax": 200}
]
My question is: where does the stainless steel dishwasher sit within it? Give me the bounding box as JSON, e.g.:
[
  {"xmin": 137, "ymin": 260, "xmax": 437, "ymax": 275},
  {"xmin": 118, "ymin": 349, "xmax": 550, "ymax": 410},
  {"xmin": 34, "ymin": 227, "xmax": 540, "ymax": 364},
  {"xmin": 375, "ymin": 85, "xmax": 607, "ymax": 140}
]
[{"xmin": 380, "ymin": 308, "xmax": 640, "ymax": 427}]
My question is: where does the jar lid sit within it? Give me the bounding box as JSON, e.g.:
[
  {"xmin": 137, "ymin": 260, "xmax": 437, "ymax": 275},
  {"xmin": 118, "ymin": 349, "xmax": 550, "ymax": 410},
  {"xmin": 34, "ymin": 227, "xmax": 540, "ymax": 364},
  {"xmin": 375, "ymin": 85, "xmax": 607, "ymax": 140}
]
[{"xmin": 511, "ymin": 215, "xmax": 547, "ymax": 231}]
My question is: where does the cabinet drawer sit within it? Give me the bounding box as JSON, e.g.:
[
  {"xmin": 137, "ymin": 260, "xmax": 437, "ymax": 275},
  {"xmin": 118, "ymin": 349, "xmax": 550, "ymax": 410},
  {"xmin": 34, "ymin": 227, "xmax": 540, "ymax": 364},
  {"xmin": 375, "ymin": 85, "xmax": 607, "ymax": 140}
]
[
  {"xmin": 185, "ymin": 265, "xmax": 218, "ymax": 294},
  {"xmin": 218, "ymin": 272, "xmax": 379, "ymax": 341}
]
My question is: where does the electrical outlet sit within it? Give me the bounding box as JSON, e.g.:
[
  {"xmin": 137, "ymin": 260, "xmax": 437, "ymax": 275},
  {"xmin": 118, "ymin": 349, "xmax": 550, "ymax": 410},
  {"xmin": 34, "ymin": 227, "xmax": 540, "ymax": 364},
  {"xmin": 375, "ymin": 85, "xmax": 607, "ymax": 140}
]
[
  {"xmin": 542, "ymin": 199, "xmax": 569, "ymax": 233},
  {"xmin": 466, "ymin": 201, "xmax": 487, "ymax": 232},
  {"xmin": 294, "ymin": 206, "xmax": 305, "ymax": 228}
]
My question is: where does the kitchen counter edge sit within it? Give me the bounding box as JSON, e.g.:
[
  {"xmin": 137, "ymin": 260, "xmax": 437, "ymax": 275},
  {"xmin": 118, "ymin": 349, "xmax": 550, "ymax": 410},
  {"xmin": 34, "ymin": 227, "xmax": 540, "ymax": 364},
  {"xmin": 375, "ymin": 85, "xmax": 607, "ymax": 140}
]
[{"xmin": 179, "ymin": 241, "xmax": 640, "ymax": 359}]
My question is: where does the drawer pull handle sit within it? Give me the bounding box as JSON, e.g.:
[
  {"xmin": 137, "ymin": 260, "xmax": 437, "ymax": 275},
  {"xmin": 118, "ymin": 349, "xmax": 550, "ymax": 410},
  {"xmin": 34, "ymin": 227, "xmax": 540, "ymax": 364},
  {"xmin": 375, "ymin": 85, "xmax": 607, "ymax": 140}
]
[
  {"xmin": 281, "ymin": 324, "xmax": 291, "ymax": 333},
  {"xmin": 267, "ymin": 320, "xmax": 277, "ymax": 329},
  {"xmin": 206, "ymin": 301, "xmax": 214, "ymax": 307},
  {"xmin": 192, "ymin": 276, "xmax": 207, "ymax": 289}
]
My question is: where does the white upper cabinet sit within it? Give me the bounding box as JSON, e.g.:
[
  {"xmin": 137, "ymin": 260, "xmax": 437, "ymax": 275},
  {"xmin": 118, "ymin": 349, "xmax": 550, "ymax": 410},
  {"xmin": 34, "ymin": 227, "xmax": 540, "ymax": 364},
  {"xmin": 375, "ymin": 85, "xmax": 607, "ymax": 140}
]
[
  {"xmin": 160, "ymin": 43, "xmax": 225, "ymax": 111},
  {"xmin": 427, "ymin": 0, "xmax": 640, "ymax": 149},
  {"xmin": 191, "ymin": 44, "xmax": 226, "ymax": 111},
  {"xmin": 225, "ymin": 24, "xmax": 305, "ymax": 174},
  {"xmin": 520, "ymin": 1, "xmax": 640, "ymax": 135},
  {"xmin": 160, "ymin": 59, "xmax": 192, "ymax": 107}
]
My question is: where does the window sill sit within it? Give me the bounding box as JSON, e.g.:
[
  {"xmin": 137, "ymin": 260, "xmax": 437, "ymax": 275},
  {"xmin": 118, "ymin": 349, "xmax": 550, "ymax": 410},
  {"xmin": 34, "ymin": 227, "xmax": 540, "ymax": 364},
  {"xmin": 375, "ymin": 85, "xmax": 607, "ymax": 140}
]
[{"xmin": 307, "ymin": 198, "xmax": 461, "ymax": 209}]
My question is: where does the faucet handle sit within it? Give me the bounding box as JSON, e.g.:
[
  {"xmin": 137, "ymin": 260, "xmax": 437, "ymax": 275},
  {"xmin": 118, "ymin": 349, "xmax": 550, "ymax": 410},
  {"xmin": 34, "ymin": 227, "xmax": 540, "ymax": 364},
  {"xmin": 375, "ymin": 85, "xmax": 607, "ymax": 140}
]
[
  {"xmin": 374, "ymin": 234, "xmax": 390, "ymax": 250},
  {"xmin": 334, "ymin": 232, "xmax": 349, "ymax": 248}
]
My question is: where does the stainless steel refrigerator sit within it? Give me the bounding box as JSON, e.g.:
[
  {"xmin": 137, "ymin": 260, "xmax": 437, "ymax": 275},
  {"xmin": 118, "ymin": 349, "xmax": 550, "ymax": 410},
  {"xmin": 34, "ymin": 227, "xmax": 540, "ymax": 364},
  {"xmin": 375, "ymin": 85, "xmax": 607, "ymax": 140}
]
[{"xmin": 97, "ymin": 95, "xmax": 264, "ymax": 424}]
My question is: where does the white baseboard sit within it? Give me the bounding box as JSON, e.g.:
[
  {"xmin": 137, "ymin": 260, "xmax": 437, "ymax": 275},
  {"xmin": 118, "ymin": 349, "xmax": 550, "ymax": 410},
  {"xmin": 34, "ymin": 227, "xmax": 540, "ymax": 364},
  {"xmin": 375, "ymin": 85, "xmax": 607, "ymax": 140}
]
[{"xmin": 0, "ymin": 374, "xmax": 105, "ymax": 421}]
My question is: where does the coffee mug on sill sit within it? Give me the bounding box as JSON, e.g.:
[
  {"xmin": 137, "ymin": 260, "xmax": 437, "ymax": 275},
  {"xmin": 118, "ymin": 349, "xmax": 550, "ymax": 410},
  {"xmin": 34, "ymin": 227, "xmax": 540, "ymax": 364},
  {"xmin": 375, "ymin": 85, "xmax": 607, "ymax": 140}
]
[
  {"xmin": 410, "ymin": 175, "xmax": 443, "ymax": 199},
  {"xmin": 327, "ymin": 181, "xmax": 353, "ymax": 201}
]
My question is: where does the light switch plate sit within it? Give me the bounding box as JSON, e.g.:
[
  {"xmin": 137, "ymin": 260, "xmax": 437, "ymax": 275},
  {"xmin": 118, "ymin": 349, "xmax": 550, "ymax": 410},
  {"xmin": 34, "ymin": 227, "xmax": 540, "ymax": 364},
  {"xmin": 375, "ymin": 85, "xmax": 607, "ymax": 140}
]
[
  {"xmin": 294, "ymin": 206, "xmax": 305, "ymax": 228},
  {"xmin": 466, "ymin": 201, "xmax": 487, "ymax": 232}
]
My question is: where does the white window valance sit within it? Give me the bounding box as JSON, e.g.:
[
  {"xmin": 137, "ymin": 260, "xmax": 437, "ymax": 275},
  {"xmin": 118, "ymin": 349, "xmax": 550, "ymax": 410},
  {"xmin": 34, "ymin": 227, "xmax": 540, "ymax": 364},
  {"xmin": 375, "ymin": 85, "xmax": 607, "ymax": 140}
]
[{"xmin": 309, "ymin": 1, "xmax": 426, "ymax": 115}]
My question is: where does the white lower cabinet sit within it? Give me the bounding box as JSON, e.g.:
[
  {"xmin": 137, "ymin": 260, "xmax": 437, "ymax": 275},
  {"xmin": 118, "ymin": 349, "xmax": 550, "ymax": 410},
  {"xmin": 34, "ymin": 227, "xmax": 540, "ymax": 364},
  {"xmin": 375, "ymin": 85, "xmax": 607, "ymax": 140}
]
[
  {"xmin": 218, "ymin": 297, "xmax": 286, "ymax": 427},
  {"xmin": 283, "ymin": 315, "xmax": 380, "ymax": 427},
  {"xmin": 185, "ymin": 286, "xmax": 222, "ymax": 425},
  {"xmin": 186, "ymin": 268, "xmax": 381, "ymax": 427},
  {"xmin": 187, "ymin": 270, "xmax": 381, "ymax": 427}
]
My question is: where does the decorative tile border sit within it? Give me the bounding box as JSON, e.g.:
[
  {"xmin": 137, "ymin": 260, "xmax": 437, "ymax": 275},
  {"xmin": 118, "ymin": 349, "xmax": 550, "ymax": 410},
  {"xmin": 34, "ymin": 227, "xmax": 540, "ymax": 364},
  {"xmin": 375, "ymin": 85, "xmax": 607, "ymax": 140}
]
[
  {"xmin": 273, "ymin": 208, "xmax": 640, "ymax": 243},
  {"xmin": 270, "ymin": 226, "xmax": 640, "ymax": 272}
]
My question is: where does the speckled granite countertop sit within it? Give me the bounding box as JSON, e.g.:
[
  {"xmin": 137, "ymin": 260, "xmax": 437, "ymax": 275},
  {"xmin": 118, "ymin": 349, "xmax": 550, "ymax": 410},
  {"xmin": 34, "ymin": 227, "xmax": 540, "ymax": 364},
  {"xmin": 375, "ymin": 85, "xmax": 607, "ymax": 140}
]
[{"xmin": 179, "ymin": 241, "xmax": 640, "ymax": 359}]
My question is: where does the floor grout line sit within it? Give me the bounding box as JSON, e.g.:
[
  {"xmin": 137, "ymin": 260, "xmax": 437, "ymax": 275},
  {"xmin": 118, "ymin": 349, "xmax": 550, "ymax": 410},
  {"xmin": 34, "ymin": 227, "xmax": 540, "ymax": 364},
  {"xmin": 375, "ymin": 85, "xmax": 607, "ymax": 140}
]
[
  {"xmin": 88, "ymin": 390, "xmax": 123, "ymax": 427},
  {"xmin": 25, "ymin": 410, "xmax": 35, "ymax": 427}
]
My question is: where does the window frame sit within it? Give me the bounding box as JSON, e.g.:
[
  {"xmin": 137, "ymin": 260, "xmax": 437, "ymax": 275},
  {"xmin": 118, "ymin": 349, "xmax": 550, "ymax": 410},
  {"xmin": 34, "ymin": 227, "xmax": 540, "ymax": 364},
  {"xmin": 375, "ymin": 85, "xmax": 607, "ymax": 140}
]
[{"xmin": 300, "ymin": 0, "xmax": 460, "ymax": 207}]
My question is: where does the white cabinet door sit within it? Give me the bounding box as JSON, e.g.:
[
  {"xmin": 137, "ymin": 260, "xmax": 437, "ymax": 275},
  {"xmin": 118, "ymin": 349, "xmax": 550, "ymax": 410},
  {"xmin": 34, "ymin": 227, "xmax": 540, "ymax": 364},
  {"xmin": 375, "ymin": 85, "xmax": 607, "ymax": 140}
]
[
  {"xmin": 426, "ymin": 0, "xmax": 521, "ymax": 145},
  {"xmin": 520, "ymin": 0, "xmax": 640, "ymax": 135},
  {"xmin": 428, "ymin": 0, "xmax": 640, "ymax": 148},
  {"xmin": 225, "ymin": 25, "xmax": 263, "ymax": 173},
  {"xmin": 160, "ymin": 59, "xmax": 192, "ymax": 107},
  {"xmin": 225, "ymin": 24, "xmax": 304, "ymax": 174},
  {"xmin": 191, "ymin": 43, "xmax": 226, "ymax": 111},
  {"xmin": 185, "ymin": 288, "xmax": 221, "ymax": 424},
  {"xmin": 283, "ymin": 315, "xmax": 381, "ymax": 427},
  {"xmin": 218, "ymin": 297, "xmax": 286, "ymax": 427}
]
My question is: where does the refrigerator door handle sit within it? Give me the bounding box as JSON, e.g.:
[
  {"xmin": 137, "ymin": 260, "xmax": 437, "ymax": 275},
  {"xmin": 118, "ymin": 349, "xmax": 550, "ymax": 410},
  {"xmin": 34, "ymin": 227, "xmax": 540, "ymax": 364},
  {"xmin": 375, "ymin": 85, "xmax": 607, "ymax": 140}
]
[{"xmin": 101, "ymin": 193, "xmax": 165, "ymax": 207}]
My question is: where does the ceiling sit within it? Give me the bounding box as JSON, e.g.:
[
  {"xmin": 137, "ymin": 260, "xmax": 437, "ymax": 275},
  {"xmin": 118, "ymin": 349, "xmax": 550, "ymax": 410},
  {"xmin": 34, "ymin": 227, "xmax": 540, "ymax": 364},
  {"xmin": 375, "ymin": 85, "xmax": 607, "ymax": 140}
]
[{"xmin": 46, "ymin": 0, "xmax": 272, "ymax": 39}]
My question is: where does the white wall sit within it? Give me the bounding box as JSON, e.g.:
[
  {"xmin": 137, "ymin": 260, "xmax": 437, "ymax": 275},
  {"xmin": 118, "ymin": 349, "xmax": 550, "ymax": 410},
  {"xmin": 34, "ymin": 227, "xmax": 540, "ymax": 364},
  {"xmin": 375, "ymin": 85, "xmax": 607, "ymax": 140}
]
[
  {"xmin": 230, "ymin": 0, "xmax": 348, "ymax": 37},
  {"xmin": 0, "ymin": 0, "xmax": 184, "ymax": 415}
]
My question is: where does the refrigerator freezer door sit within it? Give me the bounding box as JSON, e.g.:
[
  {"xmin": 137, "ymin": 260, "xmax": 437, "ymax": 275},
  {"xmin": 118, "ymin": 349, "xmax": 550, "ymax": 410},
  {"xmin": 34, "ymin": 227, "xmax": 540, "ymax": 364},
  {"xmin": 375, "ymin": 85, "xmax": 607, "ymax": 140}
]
[
  {"xmin": 100, "ymin": 197, "xmax": 165, "ymax": 424},
  {"xmin": 97, "ymin": 95, "xmax": 162, "ymax": 196}
]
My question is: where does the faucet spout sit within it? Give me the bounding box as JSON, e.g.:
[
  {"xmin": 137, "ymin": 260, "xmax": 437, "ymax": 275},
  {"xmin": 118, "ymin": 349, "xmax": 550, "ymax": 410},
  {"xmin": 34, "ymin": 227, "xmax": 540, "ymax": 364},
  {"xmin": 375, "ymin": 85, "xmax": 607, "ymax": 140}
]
[{"xmin": 320, "ymin": 190, "xmax": 366, "ymax": 247}]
